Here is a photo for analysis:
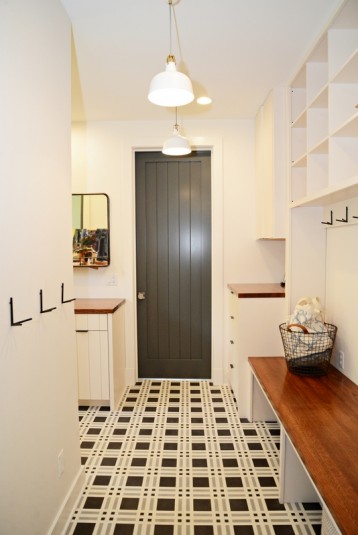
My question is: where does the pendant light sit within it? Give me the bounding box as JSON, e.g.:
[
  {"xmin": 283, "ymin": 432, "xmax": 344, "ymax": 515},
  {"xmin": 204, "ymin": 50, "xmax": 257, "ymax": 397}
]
[
  {"xmin": 162, "ymin": 108, "xmax": 191, "ymax": 156},
  {"xmin": 148, "ymin": 0, "xmax": 194, "ymax": 107}
]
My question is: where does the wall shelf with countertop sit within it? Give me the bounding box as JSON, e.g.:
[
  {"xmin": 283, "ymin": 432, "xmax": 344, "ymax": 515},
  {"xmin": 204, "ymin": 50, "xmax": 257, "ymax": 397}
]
[
  {"xmin": 74, "ymin": 298, "xmax": 126, "ymax": 410},
  {"xmin": 226, "ymin": 283, "xmax": 286, "ymax": 419}
]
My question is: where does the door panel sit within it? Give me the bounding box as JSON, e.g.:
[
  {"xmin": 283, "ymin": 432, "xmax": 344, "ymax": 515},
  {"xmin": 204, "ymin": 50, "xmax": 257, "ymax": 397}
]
[{"xmin": 135, "ymin": 151, "xmax": 211, "ymax": 379}]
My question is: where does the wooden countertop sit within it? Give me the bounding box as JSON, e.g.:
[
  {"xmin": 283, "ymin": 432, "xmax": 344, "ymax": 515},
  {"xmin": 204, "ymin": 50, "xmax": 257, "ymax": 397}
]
[
  {"xmin": 249, "ymin": 356, "xmax": 358, "ymax": 535},
  {"xmin": 228, "ymin": 283, "xmax": 285, "ymax": 298},
  {"xmin": 74, "ymin": 298, "xmax": 125, "ymax": 314}
]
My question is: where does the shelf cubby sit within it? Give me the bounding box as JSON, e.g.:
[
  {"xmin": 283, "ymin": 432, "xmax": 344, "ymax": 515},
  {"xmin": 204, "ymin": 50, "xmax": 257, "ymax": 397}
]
[
  {"xmin": 307, "ymin": 108, "xmax": 329, "ymax": 151},
  {"xmin": 328, "ymin": 29, "xmax": 358, "ymax": 79},
  {"xmin": 290, "ymin": 0, "xmax": 358, "ymax": 209},
  {"xmin": 329, "ymin": 83, "xmax": 358, "ymax": 134},
  {"xmin": 291, "ymin": 128, "xmax": 306, "ymax": 164},
  {"xmin": 306, "ymin": 62, "xmax": 328, "ymax": 104},
  {"xmin": 306, "ymin": 153, "xmax": 329, "ymax": 196},
  {"xmin": 329, "ymin": 137, "xmax": 358, "ymax": 185}
]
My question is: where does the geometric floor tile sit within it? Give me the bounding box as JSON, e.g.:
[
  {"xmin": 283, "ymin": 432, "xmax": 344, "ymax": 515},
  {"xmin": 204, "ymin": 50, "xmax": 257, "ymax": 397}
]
[{"xmin": 62, "ymin": 381, "xmax": 322, "ymax": 535}]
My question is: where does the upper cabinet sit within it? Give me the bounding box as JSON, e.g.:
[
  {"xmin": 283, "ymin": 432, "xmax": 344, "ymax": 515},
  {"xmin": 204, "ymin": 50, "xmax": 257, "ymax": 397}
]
[
  {"xmin": 255, "ymin": 87, "xmax": 288, "ymax": 239},
  {"xmin": 290, "ymin": 0, "xmax": 358, "ymax": 207}
]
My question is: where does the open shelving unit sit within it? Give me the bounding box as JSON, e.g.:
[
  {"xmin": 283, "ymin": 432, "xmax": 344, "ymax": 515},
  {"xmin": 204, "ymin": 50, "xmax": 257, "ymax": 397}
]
[
  {"xmin": 290, "ymin": 22, "xmax": 358, "ymax": 205},
  {"xmin": 287, "ymin": 0, "xmax": 358, "ymax": 315}
]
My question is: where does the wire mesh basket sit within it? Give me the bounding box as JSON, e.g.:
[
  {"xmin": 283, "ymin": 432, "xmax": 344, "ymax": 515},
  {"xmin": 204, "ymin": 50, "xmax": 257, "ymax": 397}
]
[{"xmin": 279, "ymin": 322, "xmax": 337, "ymax": 376}]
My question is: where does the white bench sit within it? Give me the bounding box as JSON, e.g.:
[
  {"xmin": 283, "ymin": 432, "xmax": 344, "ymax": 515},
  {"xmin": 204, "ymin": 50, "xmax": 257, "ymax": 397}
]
[{"xmin": 249, "ymin": 356, "xmax": 358, "ymax": 535}]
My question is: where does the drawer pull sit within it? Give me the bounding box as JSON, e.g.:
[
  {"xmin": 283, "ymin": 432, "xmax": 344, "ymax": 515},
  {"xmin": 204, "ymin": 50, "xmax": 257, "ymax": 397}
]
[
  {"xmin": 230, "ymin": 315, "xmax": 234, "ymax": 319},
  {"xmin": 230, "ymin": 340, "xmax": 234, "ymax": 344},
  {"xmin": 76, "ymin": 329, "xmax": 89, "ymax": 333},
  {"xmin": 230, "ymin": 364, "xmax": 234, "ymax": 369}
]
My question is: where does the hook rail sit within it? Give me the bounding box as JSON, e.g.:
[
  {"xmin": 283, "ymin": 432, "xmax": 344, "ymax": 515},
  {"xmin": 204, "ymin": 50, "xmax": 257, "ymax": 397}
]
[
  {"xmin": 321, "ymin": 210, "xmax": 333, "ymax": 225},
  {"xmin": 40, "ymin": 290, "xmax": 57, "ymax": 314},
  {"xmin": 336, "ymin": 206, "xmax": 348, "ymax": 223},
  {"xmin": 9, "ymin": 298, "xmax": 32, "ymax": 326},
  {"xmin": 61, "ymin": 283, "xmax": 76, "ymax": 304}
]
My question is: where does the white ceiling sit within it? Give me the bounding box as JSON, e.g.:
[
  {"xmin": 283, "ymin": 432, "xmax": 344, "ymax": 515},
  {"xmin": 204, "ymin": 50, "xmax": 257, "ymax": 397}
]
[{"xmin": 61, "ymin": 0, "xmax": 343, "ymax": 122}]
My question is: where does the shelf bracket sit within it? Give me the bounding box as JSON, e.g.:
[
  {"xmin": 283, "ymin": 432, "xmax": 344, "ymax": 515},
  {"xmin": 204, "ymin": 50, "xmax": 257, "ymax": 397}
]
[
  {"xmin": 61, "ymin": 283, "xmax": 76, "ymax": 304},
  {"xmin": 321, "ymin": 210, "xmax": 333, "ymax": 225},
  {"xmin": 40, "ymin": 290, "xmax": 57, "ymax": 314},
  {"xmin": 9, "ymin": 297, "xmax": 32, "ymax": 327},
  {"xmin": 336, "ymin": 206, "xmax": 348, "ymax": 223}
]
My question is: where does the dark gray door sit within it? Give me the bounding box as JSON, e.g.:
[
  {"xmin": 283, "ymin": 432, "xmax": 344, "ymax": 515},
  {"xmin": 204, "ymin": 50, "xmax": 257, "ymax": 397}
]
[{"xmin": 135, "ymin": 151, "xmax": 211, "ymax": 379}]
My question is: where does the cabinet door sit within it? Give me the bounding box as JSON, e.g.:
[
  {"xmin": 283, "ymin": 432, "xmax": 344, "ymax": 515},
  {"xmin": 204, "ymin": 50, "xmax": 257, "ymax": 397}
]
[
  {"xmin": 76, "ymin": 331, "xmax": 90, "ymax": 399},
  {"xmin": 88, "ymin": 331, "xmax": 109, "ymax": 399},
  {"xmin": 75, "ymin": 314, "xmax": 110, "ymax": 402},
  {"xmin": 256, "ymin": 87, "xmax": 287, "ymax": 239}
]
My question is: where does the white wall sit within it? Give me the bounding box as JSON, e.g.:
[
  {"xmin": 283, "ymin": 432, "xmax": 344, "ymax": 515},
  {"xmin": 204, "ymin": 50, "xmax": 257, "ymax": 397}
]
[
  {"xmin": 0, "ymin": 1, "xmax": 81, "ymax": 533},
  {"xmin": 71, "ymin": 120, "xmax": 285, "ymax": 384}
]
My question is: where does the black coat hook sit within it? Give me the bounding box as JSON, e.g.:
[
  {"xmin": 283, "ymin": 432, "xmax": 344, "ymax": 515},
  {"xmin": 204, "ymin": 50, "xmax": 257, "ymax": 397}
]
[
  {"xmin": 61, "ymin": 283, "xmax": 76, "ymax": 304},
  {"xmin": 40, "ymin": 290, "xmax": 57, "ymax": 314},
  {"xmin": 321, "ymin": 210, "xmax": 333, "ymax": 225},
  {"xmin": 336, "ymin": 206, "xmax": 348, "ymax": 223},
  {"xmin": 9, "ymin": 297, "xmax": 32, "ymax": 326}
]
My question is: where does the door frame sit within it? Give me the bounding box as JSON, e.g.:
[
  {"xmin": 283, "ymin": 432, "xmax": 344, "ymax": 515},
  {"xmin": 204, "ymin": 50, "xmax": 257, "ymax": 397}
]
[
  {"xmin": 135, "ymin": 150, "xmax": 212, "ymax": 379},
  {"xmin": 122, "ymin": 135, "xmax": 224, "ymax": 385}
]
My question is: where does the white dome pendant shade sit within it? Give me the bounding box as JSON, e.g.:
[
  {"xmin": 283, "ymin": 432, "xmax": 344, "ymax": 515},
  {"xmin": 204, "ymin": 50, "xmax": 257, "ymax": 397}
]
[
  {"xmin": 162, "ymin": 121, "xmax": 191, "ymax": 156},
  {"xmin": 148, "ymin": 54, "xmax": 194, "ymax": 107}
]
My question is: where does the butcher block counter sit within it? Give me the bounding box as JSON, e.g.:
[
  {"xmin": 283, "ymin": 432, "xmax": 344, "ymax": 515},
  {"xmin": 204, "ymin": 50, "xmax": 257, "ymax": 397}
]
[
  {"xmin": 74, "ymin": 298, "xmax": 125, "ymax": 314},
  {"xmin": 228, "ymin": 282, "xmax": 285, "ymax": 298},
  {"xmin": 227, "ymin": 283, "xmax": 286, "ymax": 418}
]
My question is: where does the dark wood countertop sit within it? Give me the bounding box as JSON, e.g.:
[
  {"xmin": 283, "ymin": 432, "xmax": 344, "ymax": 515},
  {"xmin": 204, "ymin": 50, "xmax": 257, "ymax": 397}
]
[
  {"xmin": 74, "ymin": 298, "xmax": 125, "ymax": 314},
  {"xmin": 228, "ymin": 283, "xmax": 285, "ymax": 298},
  {"xmin": 249, "ymin": 356, "xmax": 358, "ymax": 535}
]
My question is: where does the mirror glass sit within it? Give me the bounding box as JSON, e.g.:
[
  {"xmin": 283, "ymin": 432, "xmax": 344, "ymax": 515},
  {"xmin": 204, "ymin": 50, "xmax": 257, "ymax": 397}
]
[{"xmin": 72, "ymin": 193, "xmax": 110, "ymax": 267}]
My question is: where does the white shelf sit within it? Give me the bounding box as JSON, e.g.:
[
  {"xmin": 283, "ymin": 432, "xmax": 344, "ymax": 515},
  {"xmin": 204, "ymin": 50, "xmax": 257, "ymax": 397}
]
[
  {"xmin": 329, "ymin": 29, "xmax": 358, "ymax": 79},
  {"xmin": 291, "ymin": 108, "xmax": 307, "ymax": 128},
  {"xmin": 331, "ymin": 111, "xmax": 358, "ymax": 137},
  {"xmin": 309, "ymin": 137, "xmax": 329, "ymax": 154},
  {"xmin": 332, "ymin": 48, "xmax": 358, "ymax": 83},
  {"xmin": 290, "ymin": 175, "xmax": 358, "ymax": 208},
  {"xmin": 308, "ymin": 84, "xmax": 328, "ymax": 108},
  {"xmin": 291, "ymin": 154, "xmax": 307, "ymax": 168}
]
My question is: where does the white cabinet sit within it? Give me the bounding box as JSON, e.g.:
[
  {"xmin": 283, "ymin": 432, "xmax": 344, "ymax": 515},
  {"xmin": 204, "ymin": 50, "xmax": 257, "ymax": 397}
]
[
  {"xmin": 255, "ymin": 87, "xmax": 287, "ymax": 239},
  {"xmin": 75, "ymin": 300, "xmax": 126, "ymax": 410},
  {"xmin": 75, "ymin": 314, "xmax": 109, "ymax": 402},
  {"xmin": 227, "ymin": 285, "xmax": 286, "ymax": 419}
]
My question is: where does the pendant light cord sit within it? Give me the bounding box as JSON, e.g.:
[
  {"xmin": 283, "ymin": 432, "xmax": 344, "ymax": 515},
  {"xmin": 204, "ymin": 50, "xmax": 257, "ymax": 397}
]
[{"xmin": 169, "ymin": 0, "xmax": 173, "ymax": 55}]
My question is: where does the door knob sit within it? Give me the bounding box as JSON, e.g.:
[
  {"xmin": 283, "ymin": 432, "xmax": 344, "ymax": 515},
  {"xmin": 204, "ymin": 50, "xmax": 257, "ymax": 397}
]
[{"xmin": 137, "ymin": 291, "xmax": 146, "ymax": 300}]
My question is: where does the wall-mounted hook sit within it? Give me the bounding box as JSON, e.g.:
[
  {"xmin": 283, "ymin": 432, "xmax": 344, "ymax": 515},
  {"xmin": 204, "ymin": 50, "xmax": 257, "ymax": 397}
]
[
  {"xmin": 61, "ymin": 283, "xmax": 76, "ymax": 304},
  {"xmin": 336, "ymin": 206, "xmax": 348, "ymax": 223},
  {"xmin": 321, "ymin": 210, "xmax": 333, "ymax": 225},
  {"xmin": 40, "ymin": 290, "xmax": 57, "ymax": 314},
  {"xmin": 9, "ymin": 297, "xmax": 32, "ymax": 326}
]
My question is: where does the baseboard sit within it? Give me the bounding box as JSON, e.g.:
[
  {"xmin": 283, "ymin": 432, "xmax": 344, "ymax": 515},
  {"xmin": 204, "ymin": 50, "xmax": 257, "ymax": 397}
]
[{"xmin": 48, "ymin": 466, "xmax": 85, "ymax": 535}]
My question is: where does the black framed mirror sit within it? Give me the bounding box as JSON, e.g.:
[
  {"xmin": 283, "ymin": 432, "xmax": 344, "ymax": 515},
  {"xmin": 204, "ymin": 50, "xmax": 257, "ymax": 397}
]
[{"xmin": 72, "ymin": 193, "xmax": 110, "ymax": 267}]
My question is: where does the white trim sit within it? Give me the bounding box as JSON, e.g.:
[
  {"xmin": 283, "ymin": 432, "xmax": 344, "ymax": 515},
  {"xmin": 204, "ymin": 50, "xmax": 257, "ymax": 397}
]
[{"xmin": 48, "ymin": 467, "xmax": 85, "ymax": 535}]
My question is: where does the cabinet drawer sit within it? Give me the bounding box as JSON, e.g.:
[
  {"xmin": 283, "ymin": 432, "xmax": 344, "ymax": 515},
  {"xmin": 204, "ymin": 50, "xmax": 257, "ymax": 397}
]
[{"xmin": 75, "ymin": 314, "xmax": 108, "ymax": 331}]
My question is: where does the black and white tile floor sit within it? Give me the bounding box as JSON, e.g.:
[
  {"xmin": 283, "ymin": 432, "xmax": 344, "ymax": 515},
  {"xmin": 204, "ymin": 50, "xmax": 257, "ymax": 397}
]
[{"xmin": 64, "ymin": 381, "xmax": 322, "ymax": 535}]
